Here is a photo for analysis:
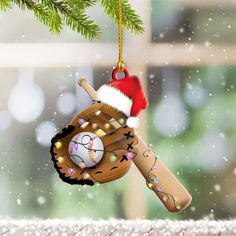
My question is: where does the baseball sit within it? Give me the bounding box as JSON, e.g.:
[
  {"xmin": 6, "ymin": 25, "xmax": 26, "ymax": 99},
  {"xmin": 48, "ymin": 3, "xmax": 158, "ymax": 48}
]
[{"xmin": 68, "ymin": 132, "xmax": 104, "ymax": 168}]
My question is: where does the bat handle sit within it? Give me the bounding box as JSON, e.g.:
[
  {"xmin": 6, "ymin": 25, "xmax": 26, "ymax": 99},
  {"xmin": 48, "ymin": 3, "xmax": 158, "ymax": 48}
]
[{"xmin": 77, "ymin": 78, "xmax": 97, "ymax": 100}]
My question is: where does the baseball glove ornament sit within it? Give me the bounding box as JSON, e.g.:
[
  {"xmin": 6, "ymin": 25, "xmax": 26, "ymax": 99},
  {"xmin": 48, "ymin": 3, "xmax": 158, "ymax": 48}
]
[{"xmin": 51, "ymin": 101, "xmax": 139, "ymax": 186}]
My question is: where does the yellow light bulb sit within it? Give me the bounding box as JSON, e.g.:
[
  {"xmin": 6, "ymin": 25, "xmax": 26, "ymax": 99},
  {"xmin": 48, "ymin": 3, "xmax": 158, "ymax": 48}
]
[
  {"xmin": 104, "ymin": 123, "xmax": 110, "ymax": 129},
  {"xmin": 83, "ymin": 173, "xmax": 91, "ymax": 179},
  {"xmin": 57, "ymin": 156, "xmax": 64, "ymax": 164},
  {"xmin": 176, "ymin": 204, "xmax": 182, "ymax": 210},
  {"xmin": 55, "ymin": 141, "xmax": 62, "ymax": 149}
]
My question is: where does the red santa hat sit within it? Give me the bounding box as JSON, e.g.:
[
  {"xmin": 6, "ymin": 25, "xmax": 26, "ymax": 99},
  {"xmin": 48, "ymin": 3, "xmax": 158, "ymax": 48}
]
[{"xmin": 96, "ymin": 68, "xmax": 148, "ymax": 128}]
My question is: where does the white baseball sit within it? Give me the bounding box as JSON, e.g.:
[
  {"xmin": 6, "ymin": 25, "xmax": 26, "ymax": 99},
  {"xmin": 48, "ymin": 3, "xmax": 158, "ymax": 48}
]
[{"xmin": 68, "ymin": 132, "xmax": 104, "ymax": 168}]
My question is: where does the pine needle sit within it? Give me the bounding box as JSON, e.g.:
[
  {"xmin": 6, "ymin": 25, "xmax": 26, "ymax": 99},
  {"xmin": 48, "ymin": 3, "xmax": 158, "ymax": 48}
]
[
  {"xmin": 99, "ymin": 0, "xmax": 144, "ymax": 34},
  {"xmin": 0, "ymin": 0, "xmax": 12, "ymax": 11}
]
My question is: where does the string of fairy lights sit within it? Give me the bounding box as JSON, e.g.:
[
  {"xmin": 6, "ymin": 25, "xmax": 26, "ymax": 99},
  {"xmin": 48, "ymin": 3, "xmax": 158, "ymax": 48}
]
[{"xmin": 143, "ymin": 148, "xmax": 181, "ymax": 210}]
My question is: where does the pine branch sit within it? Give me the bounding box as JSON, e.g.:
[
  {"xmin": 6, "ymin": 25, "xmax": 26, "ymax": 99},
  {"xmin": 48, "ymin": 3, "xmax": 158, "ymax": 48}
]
[
  {"xmin": 0, "ymin": 0, "xmax": 12, "ymax": 11},
  {"xmin": 13, "ymin": 0, "xmax": 62, "ymax": 33},
  {"xmin": 0, "ymin": 0, "xmax": 144, "ymax": 39},
  {"xmin": 99, "ymin": 0, "xmax": 144, "ymax": 34},
  {"xmin": 42, "ymin": 0, "xmax": 101, "ymax": 39}
]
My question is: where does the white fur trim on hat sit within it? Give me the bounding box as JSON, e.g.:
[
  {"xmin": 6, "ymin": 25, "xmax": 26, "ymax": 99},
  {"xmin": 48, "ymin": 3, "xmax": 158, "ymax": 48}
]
[
  {"xmin": 126, "ymin": 117, "xmax": 139, "ymax": 128},
  {"xmin": 96, "ymin": 85, "xmax": 132, "ymax": 116}
]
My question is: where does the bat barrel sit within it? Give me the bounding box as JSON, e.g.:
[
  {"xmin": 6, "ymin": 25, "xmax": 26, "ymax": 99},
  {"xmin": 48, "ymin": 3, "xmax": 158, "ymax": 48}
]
[{"xmin": 133, "ymin": 136, "xmax": 192, "ymax": 212}]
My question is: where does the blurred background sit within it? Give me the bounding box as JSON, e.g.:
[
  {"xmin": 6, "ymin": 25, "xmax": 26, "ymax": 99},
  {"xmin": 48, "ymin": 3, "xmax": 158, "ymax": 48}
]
[{"xmin": 0, "ymin": 0, "xmax": 236, "ymax": 220}]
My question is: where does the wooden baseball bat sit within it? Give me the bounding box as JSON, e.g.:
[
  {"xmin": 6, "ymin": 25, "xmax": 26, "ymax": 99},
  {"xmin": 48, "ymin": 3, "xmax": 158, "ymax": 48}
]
[{"xmin": 78, "ymin": 79, "xmax": 192, "ymax": 212}]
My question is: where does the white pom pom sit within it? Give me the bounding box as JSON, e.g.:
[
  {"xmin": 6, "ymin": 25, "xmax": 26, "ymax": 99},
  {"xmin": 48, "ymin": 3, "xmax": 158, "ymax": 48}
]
[{"xmin": 126, "ymin": 117, "xmax": 139, "ymax": 128}]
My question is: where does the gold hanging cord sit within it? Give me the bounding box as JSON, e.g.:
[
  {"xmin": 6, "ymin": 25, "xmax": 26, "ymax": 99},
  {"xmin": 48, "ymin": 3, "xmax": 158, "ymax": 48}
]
[{"xmin": 118, "ymin": 0, "xmax": 125, "ymax": 71}]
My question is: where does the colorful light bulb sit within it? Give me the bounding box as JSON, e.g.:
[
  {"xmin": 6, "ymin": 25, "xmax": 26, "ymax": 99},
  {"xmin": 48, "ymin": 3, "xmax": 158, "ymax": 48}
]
[
  {"xmin": 127, "ymin": 152, "xmax": 134, "ymax": 160},
  {"xmin": 79, "ymin": 118, "xmax": 85, "ymax": 125},
  {"xmin": 79, "ymin": 162, "xmax": 86, "ymax": 169},
  {"xmin": 95, "ymin": 110, "xmax": 101, "ymax": 115},
  {"xmin": 83, "ymin": 173, "xmax": 90, "ymax": 179},
  {"xmin": 57, "ymin": 156, "xmax": 64, "ymax": 164},
  {"xmin": 153, "ymin": 177, "xmax": 159, "ymax": 183},
  {"xmin": 176, "ymin": 204, "xmax": 182, "ymax": 210},
  {"xmin": 162, "ymin": 195, "xmax": 168, "ymax": 202},
  {"xmin": 119, "ymin": 118, "xmax": 125, "ymax": 125},
  {"xmin": 55, "ymin": 141, "xmax": 62, "ymax": 149},
  {"xmin": 74, "ymin": 143, "xmax": 79, "ymax": 152},
  {"xmin": 157, "ymin": 186, "xmax": 163, "ymax": 191},
  {"xmin": 110, "ymin": 154, "xmax": 117, "ymax": 162},
  {"xmin": 69, "ymin": 167, "xmax": 75, "ymax": 175},
  {"xmin": 92, "ymin": 123, "xmax": 98, "ymax": 129},
  {"xmin": 104, "ymin": 123, "xmax": 110, "ymax": 129},
  {"xmin": 151, "ymin": 166, "xmax": 157, "ymax": 172}
]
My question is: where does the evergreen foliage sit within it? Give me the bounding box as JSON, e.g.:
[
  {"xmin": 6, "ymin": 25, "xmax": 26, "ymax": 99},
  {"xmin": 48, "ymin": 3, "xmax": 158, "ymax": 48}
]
[{"xmin": 0, "ymin": 0, "xmax": 144, "ymax": 39}]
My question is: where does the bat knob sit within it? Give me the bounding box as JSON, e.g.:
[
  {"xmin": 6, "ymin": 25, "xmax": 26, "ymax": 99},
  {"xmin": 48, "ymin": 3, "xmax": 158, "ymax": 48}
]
[
  {"xmin": 77, "ymin": 78, "xmax": 97, "ymax": 100},
  {"xmin": 78, "ymin": 78, "xmax": 87, "ymax": 87}
]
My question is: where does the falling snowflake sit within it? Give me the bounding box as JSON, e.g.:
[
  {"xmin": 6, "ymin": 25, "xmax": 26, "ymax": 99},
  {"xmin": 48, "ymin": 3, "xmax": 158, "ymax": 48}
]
[
  {"xmin": 191, "ymin": 206, "xmax": 196, "ymax": 212},
  {"xmin": 17, "ymin": 199, "xmax": 21, "ymax": 205},
  {"xmin": 37, "ymin": 196, "xmax": 46, "ymax": 205},
  {"xmin": 214, "ymin": 184, "xmax": 221, "ymax": 192}
]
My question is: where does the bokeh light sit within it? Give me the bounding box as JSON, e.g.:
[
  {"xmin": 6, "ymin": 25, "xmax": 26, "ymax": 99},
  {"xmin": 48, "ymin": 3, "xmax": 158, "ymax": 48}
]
[
  {"xmin": 36, "ymin": 121, "xmax": 57, "ymax": 147},
  {"xmin": 197, "ymin": 131, "xmax": 232, "ymax": 173},
  {"xmin": 56, "ymin": 92, "xmax": 76, "ymax": 115},
  {"xmin": 153, "ymin": 93, "xmax": 189, "ymax": 137},
  {"xmin": 8, "ymin": 70, "xmax": 45, "ymax": 123},
  {"xmin": 183, "ymin": 83, "xmax": 207, "ymax": 108}
]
